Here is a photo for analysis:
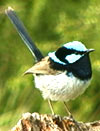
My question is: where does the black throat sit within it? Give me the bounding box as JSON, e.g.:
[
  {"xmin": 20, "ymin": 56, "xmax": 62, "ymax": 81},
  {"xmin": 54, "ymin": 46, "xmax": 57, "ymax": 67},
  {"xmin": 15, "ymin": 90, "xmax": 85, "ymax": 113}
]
[{"xmin": 49, "ymin": 54, "xmax": 92, "ymax": 80}]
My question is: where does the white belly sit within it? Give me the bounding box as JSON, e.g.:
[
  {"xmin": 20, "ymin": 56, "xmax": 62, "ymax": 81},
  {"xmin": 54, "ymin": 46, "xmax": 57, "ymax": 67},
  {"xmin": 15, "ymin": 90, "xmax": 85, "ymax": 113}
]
[{"xmin": 34, "ymin": 72, "xmax": 91, "ymax": 101}]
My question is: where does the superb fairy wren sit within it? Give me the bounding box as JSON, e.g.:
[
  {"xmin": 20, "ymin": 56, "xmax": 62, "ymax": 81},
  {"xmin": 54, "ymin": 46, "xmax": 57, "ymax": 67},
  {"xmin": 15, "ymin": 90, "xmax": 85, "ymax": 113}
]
[
  {"xmin": 24, "ymin": 41, "xmax": 94, "ymax": 115},
  {"xmin": 6, "ymin": 7, "xmax": 94, "ymax": 115}
]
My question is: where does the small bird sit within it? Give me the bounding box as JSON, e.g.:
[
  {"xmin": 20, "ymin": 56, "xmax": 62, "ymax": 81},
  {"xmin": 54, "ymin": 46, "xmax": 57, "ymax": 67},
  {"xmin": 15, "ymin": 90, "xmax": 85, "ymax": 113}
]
[
  {"xmin": 6, "ymin": 7, "xmax": 94, "ymax": 116},
  {"xmin": 24, "ymin": 41, "xmax": 94, "ymax": 115}
]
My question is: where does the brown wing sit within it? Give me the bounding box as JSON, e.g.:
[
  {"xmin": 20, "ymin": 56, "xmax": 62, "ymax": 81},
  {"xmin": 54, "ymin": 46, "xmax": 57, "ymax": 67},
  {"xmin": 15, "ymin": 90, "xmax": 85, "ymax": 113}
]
[{"xmin": 24, "ymin": 56, "xmax": 61, "ymax": 75}]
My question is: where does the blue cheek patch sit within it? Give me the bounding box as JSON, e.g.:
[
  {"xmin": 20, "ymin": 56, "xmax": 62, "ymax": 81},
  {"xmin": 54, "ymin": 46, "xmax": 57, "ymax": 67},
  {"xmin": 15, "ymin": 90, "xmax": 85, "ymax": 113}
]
[
  {"xmin": 48, "ymin": 52, "xmax": 67, "ymax": 65},
  {"xmin": 65, "ymin": 54, "xmax": 83, "ymax": 63}
]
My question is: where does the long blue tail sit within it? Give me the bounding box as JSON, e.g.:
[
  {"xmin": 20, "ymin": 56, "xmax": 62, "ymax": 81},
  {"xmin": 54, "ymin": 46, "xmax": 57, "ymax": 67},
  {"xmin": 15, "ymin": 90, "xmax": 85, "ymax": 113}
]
[{"xmin": 5, "ymin": 7, "xmax": 44, "ymax": 62}]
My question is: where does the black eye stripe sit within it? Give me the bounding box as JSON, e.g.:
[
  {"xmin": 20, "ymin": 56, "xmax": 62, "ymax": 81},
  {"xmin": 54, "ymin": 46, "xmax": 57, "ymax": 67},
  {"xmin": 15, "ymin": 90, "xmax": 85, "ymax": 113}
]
[
  {"xmin": 55, "ymin": 47, "xmax": 68, "ymax": 63},
  {"xmin": 56, "ymin": 47, "xmax": 85, "ymax": 56},
  {"xmin": 55, "ymin": 47, "xmax": 85, "ymax": 63}
]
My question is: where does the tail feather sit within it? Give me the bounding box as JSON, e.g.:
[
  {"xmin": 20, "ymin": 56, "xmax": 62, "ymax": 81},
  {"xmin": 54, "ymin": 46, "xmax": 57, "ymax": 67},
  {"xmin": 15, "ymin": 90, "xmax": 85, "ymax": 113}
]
[{"xmin": 5, "ymin": 7, "xmax": 44, "ymax": 62}]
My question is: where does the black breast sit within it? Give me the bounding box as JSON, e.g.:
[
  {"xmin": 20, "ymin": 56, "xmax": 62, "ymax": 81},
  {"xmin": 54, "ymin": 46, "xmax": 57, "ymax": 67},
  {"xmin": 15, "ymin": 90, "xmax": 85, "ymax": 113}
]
[
  {"xmin": 49, "ymin": 53, "xmax": 92, "ymax": 80},
  {"xmin": 66, "ymin": 54, "xmax": 92, "ymax": 80}
]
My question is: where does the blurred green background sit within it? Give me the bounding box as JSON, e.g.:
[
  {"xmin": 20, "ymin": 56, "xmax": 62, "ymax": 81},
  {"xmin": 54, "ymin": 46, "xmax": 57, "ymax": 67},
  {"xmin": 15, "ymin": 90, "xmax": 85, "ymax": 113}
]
[{"xmin": 0, "ymin": 0, "xmax": 100, "ymax": 130}]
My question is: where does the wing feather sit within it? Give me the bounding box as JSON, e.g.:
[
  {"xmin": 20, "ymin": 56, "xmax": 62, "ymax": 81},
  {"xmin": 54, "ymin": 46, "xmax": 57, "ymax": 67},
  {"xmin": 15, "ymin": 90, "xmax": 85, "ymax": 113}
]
[{"xmin": 24, "ymin": 56, "xmax": 61, "ymax": 75}]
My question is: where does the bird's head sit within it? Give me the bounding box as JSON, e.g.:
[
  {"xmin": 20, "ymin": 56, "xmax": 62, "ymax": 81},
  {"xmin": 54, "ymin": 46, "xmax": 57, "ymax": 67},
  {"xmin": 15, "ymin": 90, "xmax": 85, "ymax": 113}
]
[{"xmin": 48, "ymin": 41, "xmax": 94, "ymax": 65}]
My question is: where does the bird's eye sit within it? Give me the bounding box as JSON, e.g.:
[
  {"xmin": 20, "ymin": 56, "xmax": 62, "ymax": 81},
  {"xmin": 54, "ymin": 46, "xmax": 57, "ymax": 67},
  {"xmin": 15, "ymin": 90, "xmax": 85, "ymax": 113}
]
[
  {"xmin": 74, "ymin": 52, "xmax": 78, "ymax": 55},
  {"xmin": 74, "ymin": 51, "xmax": 85, "ymax": 55}
]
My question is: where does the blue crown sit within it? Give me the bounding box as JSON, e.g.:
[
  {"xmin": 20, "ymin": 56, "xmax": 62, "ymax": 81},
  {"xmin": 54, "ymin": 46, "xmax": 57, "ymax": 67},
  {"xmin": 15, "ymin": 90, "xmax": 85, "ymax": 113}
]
[{"xmin": 63, "ymin": 41, "xmax": 87, "ymax": 51}]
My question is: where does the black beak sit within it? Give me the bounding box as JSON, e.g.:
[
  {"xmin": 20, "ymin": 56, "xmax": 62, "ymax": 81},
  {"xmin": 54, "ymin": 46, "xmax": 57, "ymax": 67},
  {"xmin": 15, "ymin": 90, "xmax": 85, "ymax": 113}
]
[{"xmin": 87, "ymin": 49, "xmax": 95, "ymax": 53}]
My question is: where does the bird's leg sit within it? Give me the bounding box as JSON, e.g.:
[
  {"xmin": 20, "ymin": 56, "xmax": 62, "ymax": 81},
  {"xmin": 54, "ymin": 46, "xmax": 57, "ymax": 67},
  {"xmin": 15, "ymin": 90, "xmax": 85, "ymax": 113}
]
[
  {"xmin": 63, "ymin": 101, "xmax": 73, "ymax": 118},
  {"xmin": 64, "ymin": 102, "xmax": 82, "ymax": 131},
  {"xmin": 48, "ymin": 99, "xmax": 55, "ymax": 115}
]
